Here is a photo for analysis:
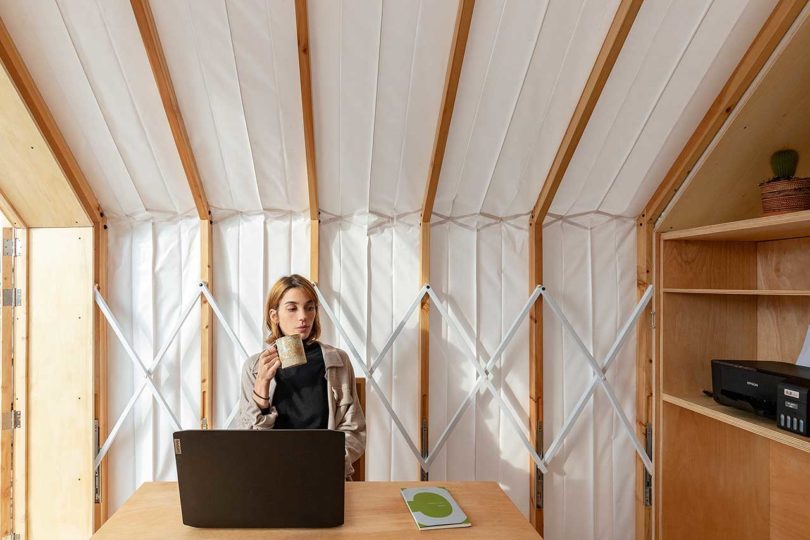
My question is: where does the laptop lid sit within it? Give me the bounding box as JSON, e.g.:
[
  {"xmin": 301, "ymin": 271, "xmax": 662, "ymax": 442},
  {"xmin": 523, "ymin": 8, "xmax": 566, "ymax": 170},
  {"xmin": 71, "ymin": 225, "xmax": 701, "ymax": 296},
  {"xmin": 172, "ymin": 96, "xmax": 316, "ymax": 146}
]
[{"xmin": 173, "ymin": 429, "xmax": 344, "ymax": 528}]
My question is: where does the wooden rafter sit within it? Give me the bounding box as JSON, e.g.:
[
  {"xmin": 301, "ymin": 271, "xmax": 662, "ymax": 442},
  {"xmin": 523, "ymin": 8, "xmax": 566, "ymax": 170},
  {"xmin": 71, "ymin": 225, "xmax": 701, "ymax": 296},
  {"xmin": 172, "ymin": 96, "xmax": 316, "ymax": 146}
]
[
  {"xmin": 419, "ymin": 0, "xmax": 475, "ymax": 481},
  {"xmin": 639, "ymin": 2, "xmax": 808, "ymax": 537},
  {"xmin": 294, "ymin": 0, "xmax": 320, "ymax": 283},
  {"xmin": 528, "ymin": 1, "xmax": 642, "ymax": 535},
  {"xmin": 420, "ymin": 0, "xmax": 475, "ymax": 221},
  {"xmin": 130, "ymin": 0, "xmax": 209, "ymax": 221},
  {"xmin": 0, "ymin": 17, "xmax": 102, "ymax": 226},
  {"xmin": 131, "ymin": 0, "xmax": 215, "ymax": 431},
  {"xmin": 530, "ymin": 0, "xmax": 644, "ymax": 223}
]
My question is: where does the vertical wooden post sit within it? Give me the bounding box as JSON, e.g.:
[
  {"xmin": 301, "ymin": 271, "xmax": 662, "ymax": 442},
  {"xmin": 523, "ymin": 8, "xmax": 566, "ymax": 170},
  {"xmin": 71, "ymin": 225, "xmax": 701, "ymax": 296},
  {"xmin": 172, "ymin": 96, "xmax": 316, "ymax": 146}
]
[
  {"xmin": 200, "ymin": 220, "xmax": 213, "ymax": 429},
  {"xmin": 528, "ymin": 219, "xmax": 543, "ymax": 532},
  {"xmin": 93, "ymin": 221, "xmax": 109, "ymax": 528},
  {"xmin": 418, "ymin": 225, "xmax": 430, "ymax": 480},
  {"xmin": 635, "ymin": 215, "xmax": 652, "ymax": 540}
]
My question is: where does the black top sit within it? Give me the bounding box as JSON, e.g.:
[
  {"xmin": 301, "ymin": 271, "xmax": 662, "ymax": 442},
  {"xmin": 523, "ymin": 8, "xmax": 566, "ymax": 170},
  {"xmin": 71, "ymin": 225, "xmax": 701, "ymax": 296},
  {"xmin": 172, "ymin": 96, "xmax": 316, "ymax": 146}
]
[{"xmin": 270, "ymin": 340, "xmax": 329, "ymax": 429}]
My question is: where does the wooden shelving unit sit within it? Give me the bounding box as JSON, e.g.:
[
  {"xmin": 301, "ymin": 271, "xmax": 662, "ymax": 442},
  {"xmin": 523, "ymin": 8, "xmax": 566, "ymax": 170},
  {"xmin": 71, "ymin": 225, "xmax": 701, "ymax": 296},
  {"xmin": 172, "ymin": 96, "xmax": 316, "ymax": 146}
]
[{"xmin": 657, "ymin": 215, "xmax": 810, "ymax": 538}]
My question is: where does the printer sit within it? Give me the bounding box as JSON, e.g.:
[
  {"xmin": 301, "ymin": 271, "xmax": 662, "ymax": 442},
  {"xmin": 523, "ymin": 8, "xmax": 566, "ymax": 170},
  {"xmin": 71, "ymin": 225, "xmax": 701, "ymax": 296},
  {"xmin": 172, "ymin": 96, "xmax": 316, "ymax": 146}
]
[{"xmin": 711, "ymin": 360, "xmax": 810, "ymax": 429}]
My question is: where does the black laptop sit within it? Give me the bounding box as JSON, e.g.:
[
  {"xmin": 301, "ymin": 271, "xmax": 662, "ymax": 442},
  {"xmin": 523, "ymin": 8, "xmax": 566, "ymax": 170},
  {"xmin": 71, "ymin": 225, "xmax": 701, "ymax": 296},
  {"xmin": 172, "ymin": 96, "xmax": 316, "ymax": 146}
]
[{"xmin": 173, "ymin": 429, "xmax": 345, "ymax": 528}]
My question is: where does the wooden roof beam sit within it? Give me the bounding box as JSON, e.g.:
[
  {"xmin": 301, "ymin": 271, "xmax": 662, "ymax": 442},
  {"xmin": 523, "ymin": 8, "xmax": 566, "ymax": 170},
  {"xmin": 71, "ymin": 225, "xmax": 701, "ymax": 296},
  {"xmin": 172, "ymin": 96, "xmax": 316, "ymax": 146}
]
[
  {"xmin": 420, "ymin": 0, "xmax": 475, "ymax": 223},
  {"xmin": 294, "ymin": 0, "xmax": 320, "ymax": 283},
  {"xmin": 131, "ymin": 0, "xmax": 210, "ymax": 221},
  {"xmin": 531, "ymin": 0, "xmax": 643, "ymax": 225}
]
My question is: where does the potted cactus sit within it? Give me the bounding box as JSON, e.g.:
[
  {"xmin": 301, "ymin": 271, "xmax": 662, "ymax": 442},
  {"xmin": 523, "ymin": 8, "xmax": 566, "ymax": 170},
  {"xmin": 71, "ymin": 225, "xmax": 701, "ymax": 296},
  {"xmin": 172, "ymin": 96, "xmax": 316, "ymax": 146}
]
[{"xmin": 760, "ymin": 149, "xmax": 810, "ymax": 215}]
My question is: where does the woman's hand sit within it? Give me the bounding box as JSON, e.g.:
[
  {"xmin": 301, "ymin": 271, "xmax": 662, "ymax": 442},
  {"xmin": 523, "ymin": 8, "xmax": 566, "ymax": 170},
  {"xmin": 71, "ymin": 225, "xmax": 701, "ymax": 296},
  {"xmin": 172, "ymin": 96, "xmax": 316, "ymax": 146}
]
[{"xmin": 255, "ymin": 344, "xmax": 282, "ymax": 392}]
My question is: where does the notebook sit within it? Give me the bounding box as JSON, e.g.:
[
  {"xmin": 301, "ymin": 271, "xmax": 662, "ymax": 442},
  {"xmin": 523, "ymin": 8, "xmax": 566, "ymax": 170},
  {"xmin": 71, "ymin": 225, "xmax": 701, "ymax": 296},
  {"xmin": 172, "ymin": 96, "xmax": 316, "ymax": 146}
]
[{"xmin": 401, "ymin": 486, "xmax": 472, "ymax": 530}]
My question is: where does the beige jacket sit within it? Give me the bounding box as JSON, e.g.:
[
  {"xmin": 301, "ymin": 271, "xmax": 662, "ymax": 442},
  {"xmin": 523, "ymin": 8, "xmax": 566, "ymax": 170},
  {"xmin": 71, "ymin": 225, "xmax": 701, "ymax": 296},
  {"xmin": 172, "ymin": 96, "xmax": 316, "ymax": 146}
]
[{"xmin": 236, "ymin": 342, "xmax": 366, "ymax": 478}]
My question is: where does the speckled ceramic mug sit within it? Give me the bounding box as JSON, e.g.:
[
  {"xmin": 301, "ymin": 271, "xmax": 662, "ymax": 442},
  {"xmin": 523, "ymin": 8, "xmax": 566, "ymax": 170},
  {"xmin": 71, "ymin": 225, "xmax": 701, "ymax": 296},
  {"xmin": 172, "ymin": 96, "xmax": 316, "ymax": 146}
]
[{"xmin": 275, "ymin": 334, "xmax": 307, "ymax": 369}]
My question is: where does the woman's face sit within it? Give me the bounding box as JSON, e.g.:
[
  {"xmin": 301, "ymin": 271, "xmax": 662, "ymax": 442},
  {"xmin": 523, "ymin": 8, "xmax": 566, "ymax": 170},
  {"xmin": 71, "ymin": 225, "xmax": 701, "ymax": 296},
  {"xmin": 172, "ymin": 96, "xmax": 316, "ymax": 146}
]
[{"xmin": 271, "ymin": 287, "xmax": 317, "ymax": 340}]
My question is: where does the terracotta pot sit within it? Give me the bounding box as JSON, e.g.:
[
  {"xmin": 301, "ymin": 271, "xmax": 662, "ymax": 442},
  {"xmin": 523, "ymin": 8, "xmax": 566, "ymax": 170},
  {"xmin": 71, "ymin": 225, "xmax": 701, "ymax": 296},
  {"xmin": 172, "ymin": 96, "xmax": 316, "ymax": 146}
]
[{"xmin": 759, "ymin": 177, "xmax": 810, "ymax": 215}]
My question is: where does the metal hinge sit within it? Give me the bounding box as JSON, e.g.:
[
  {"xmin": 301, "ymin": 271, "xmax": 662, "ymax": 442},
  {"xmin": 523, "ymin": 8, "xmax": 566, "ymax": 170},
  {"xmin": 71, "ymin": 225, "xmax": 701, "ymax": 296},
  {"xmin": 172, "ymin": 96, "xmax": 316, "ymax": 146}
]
[
  {"xmin": 420, "ymin": 418, "xmax": 429, "ymax": 481},
  {"xmin": 644, "ymin": 423, "xmax": 653, "ymax": 507},
  {"xmin": 650, "ymin": 310, "xmax": 656, "ymax": 330},
  {"xmin": 201, "ymin": 418, "xmax": 208, "ymax": 430},
  {"xmin": 1, "ymin": 410, "xmax": 21, "ymax": 430},
  {"xmin": 536, "ymin": 422, "xmax": 544, "ymax": 509},
  {"xmin": 2, "ymin": 288, "xmax": 21, "ymax": 307},
  {"xmin": 174, "ymin": 438, "xmax": 182, "ymax": 455},
  {"xmin": 2, "ymin": 238, "xmax": 21, "ymax": 257},
  {"xmin": 94, "ymin": 419, "xmax": 101, "ymax": 503},
  {"xmin": 2, "ymin": 532, "xmax": 21, "ymax": 540}
]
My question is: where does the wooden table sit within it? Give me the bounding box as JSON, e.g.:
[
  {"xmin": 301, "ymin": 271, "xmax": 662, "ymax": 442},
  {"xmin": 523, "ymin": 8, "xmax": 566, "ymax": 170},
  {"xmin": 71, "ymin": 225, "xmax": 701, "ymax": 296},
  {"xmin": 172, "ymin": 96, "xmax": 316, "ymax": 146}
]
[{"xmin": 93, "ymin": 481, "xmax": 541, "ymax": 539}]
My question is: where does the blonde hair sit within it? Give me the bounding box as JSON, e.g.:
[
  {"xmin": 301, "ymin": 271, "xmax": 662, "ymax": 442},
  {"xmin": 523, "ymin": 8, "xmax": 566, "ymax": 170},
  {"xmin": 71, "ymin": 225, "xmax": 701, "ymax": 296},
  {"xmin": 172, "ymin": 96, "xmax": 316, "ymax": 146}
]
[{"xmin": 264, "ymin": 274, "xmax": 321, "ymax": 344}]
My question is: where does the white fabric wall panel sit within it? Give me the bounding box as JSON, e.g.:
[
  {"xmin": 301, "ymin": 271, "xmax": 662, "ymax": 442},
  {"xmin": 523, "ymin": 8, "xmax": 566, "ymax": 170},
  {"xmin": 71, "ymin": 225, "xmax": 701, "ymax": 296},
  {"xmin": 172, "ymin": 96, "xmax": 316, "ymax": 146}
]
[
  {"xmin": 318, "ymin": 220, "xmax": 421, "ymax": 481},
  {"xmin": 150, "ymin": 0, "xmax": 307, "ymax": 214},
  {"xmin": 433, "ymin": 0, "xmax": 621, "ymax": 218},
  {"xmin": 542, "ymin": 217, "xmax": 637, "ymax": 539},
  {"xmin": 368, "ymin": 0, "xmax": 458, "ymax": 215},
  {"xmin": 106, "ymin": 218, "xmax": 200, "ymax": 513},
  {"xmin": 429, "ymin": 222, "xmax": 530, "ymax": 516}
]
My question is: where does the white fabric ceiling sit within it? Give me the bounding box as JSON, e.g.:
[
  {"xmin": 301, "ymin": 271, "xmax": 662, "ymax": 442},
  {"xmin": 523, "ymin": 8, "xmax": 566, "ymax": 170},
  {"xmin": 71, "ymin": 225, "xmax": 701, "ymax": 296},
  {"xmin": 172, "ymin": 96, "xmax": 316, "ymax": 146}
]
[{"xmin": 0, "ymin": 0, "xmax": 780, "ymax": 535}]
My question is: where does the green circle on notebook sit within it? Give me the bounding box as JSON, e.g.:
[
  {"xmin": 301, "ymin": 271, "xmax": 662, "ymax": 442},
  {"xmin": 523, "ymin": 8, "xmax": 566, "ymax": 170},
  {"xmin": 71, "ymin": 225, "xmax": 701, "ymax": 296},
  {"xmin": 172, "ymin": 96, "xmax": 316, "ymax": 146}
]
[{"xmin": 410, "ymin": 492, "xmax": 453, "ymax": 518}]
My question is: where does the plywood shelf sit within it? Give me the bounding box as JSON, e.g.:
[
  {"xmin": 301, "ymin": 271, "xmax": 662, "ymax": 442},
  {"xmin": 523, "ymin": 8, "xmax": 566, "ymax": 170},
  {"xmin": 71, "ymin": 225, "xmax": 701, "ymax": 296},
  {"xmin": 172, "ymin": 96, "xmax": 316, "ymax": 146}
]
[
  {"xmin": 662, "ymin": 393, "xmax": 810, "ymax": 454},
  {"xmin": 661, "ymin": 210, "xmax": 810, "ymax": 242},
  {"xmin": 663, "ymin": 288, "xmax": 810, "ymax": 296}
]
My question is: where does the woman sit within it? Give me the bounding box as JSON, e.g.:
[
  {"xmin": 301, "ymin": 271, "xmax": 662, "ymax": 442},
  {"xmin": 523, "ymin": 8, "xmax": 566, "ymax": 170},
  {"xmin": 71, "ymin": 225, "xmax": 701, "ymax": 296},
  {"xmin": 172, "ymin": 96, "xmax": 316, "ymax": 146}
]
[{"xmin": 237, "ymin": 274, "xmax": 366, "ymax": 479}]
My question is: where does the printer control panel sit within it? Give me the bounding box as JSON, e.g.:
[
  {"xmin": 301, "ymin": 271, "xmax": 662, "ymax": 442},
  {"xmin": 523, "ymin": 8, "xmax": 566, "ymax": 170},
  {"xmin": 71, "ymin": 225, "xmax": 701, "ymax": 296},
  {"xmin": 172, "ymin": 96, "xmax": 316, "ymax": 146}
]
[{"xmin": 777, "ymin": 383, "xmax": 809, "ymax": 436}]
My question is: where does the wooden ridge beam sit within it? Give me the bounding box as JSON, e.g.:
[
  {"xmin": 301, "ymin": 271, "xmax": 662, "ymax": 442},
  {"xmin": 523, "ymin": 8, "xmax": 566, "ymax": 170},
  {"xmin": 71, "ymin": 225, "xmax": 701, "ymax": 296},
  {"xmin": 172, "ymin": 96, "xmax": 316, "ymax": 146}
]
[
  {"xmin": 419, "ymin": 0, "xmax": 475, "ymax": 482},
  {"xmin": 294, "ymin": 0, "xmax": 320, "ymax": 283},
  {"xmin": 530, "ymin": 0, "xmax": 643, "ymax": 224}
]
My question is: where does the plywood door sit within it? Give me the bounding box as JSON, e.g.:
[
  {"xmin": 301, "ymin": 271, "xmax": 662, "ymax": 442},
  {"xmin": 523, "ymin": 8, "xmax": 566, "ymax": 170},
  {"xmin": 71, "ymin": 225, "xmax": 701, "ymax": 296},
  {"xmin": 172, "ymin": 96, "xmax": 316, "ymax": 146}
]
[{"xmin": 28, "ymin": 228, "xmax": 94, "ymax": 538}]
